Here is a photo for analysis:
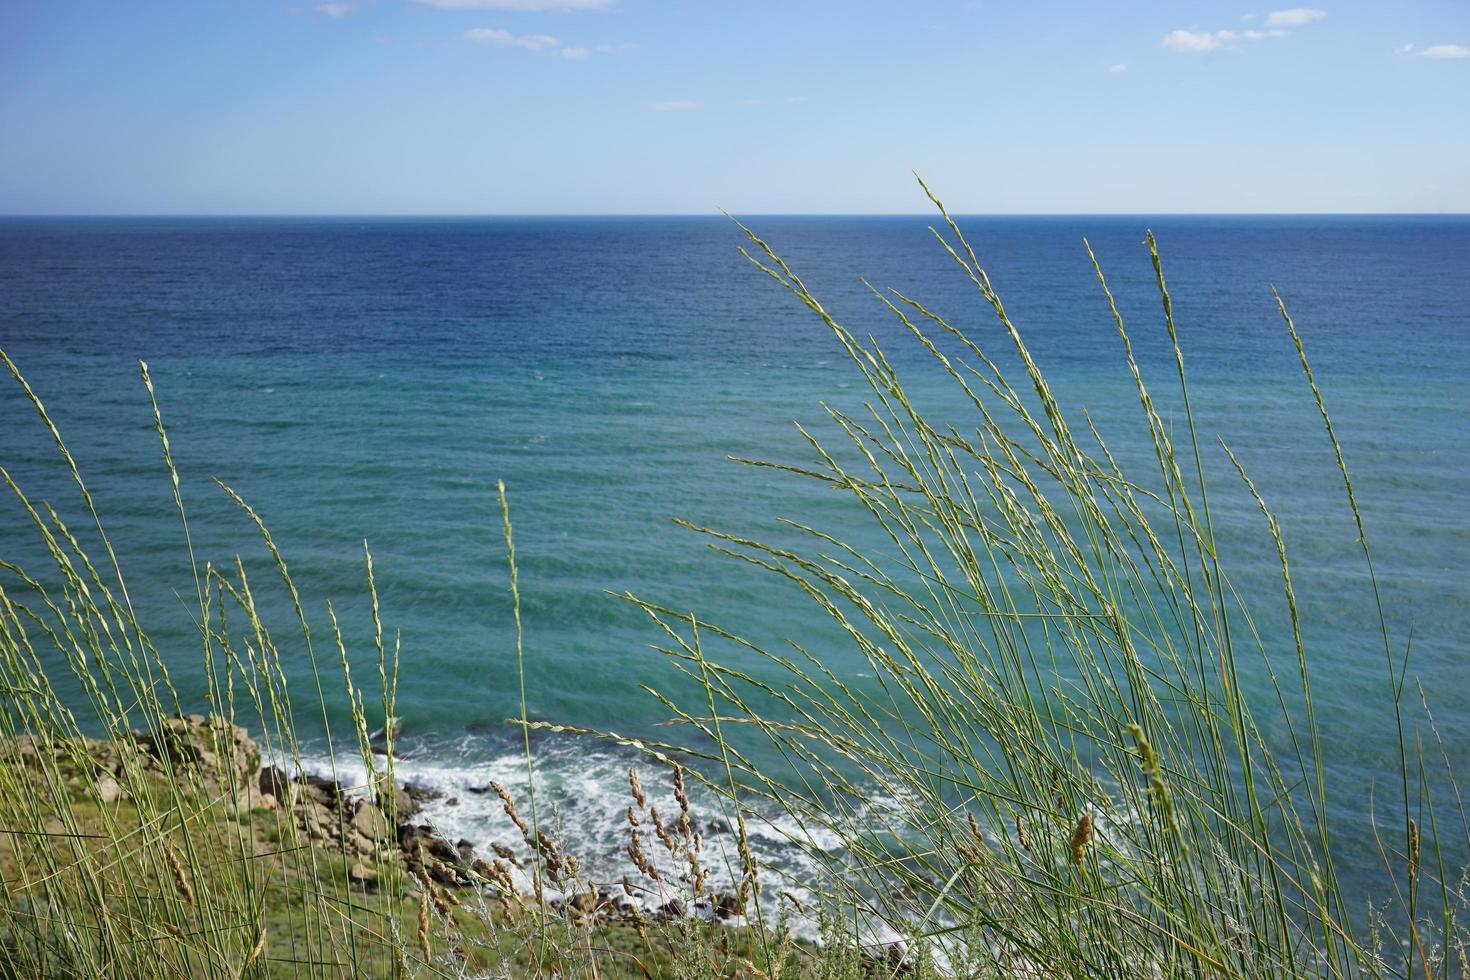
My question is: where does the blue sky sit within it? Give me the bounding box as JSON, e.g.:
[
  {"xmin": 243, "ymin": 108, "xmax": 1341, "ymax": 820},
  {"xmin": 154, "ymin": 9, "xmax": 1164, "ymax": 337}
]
[{"xmin": 1, "ymin": 1, "xmax": 1466, "ymax": 214}]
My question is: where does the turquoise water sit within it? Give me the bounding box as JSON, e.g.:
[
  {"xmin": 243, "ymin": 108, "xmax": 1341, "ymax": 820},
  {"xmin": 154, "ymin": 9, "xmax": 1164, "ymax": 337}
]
[{"xmin": 2, "ymin": 215, "xmax": 1467, "ymax": 903}]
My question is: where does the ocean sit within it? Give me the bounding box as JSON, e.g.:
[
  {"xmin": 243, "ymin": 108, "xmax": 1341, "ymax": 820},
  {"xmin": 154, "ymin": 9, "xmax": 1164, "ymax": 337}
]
[{"xmin": 1, "ymin": 214, "xmax": 1467, "ymax": 911}]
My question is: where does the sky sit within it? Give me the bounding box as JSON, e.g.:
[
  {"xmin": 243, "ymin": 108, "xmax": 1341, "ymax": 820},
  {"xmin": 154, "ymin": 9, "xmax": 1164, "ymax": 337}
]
[{"xmin": 0, "ymin": 1, "xmax": 1466, "ymax": 214}]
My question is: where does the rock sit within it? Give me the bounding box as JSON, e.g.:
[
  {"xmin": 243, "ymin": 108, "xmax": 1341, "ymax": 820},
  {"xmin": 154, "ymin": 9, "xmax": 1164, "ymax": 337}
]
[
  {"xmin": 444, "ymin": 797, "xmax": 458, "ymax": 807},
  {"xmin": 426, "ymin": 837, "xmax": 460, "ymax": 865},
  {"xmin": 655, "ymin": 898, "xmax": 685, "ymax": 922},
  {"xmin": 300, "ymin": 773, "xmax": 341, "ymax": 806},
  {"xmin": 135, "ymin": 715, "xmax": 259, "ymax": 792},
  {"xmin": 259, "ymin": 765, "xmax": 292, "ymax": 797},
  {"xmin": 713, "ymin": 890, "xmax": 743, "ymax": 920},
  {"xmin": 349, "ymin": 801, "xmax": 391, "ymax": 842},
  {"xmin": 231, "ymin": 785, "xmax": 277, "ymax": 814},
  {"xmin": 397, "ymin": 822, "xmax": 437, "ymax": 851},
  {"xmin": 860, "ymin": 942, "xmax": 911, "ymax": 976},
  {"xmin": 94, "ymin": 774, "xmax": 124, "ymax": 805},
  {"xmin": 554, "ymin": 889, "xmax": 598, "ymax": 921},
  {"xmin": 403, "ymin": 781, "xmax": 443, "ymax": 804},
  {"xmin": 348, "ymin": 862, "xmax": 379, "ymax": 888},
  {"xmin": 372, "ymin": 775, "xmax": 418, "ymax": 821},
  {"xmin": 5, "ymin": 735, "xmax": 41, "ymax": 767}
]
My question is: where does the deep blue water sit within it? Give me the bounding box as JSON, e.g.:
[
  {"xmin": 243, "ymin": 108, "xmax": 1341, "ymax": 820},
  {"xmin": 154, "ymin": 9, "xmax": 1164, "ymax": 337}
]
[{"xmin": 1, "ymin": 215, "xmax": 1467, "ymax": 902}]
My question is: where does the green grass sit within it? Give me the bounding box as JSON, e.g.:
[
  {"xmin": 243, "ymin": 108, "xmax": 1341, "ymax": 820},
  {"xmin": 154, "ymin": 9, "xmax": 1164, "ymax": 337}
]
[{"xmin": 1, "ymin": 178, "xmax": 1465, "ymax": 977}]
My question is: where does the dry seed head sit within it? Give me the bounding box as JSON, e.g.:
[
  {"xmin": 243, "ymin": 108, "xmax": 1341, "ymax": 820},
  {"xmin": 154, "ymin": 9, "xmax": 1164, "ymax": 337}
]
[
  {"xmin": 245, "ymin": 925, "xmax": 268, "ymax": 966},
  {"xmin": 734, "ymin": 957, "xmax": 771, "ymax": 980},
  {"xmin": 672, "ymin": 764, "xmax": 694, "ymax": 843},
  {"xmin": 1409, "ymin": 819, "xmax": 1421, "ymax": 881},
  {"xmin": 490, "ymin": 780, "xmax": 531, "ymax": 838},
  {"xmin": 650, "ymin": 807, "xmax": 677, "ymax": 856},
  {"xmin": 1126, "ymin": 723, "xmax": 1158, "ymax": 771},
  {"xmin": 1014, "ymin": 814, "xmax": 1032, "ymax": 854},
  {"xmin": 1070, "ymin": 813, "xmax": 1093, "ymax": 867},
  {"xmin": 417, "ymin": 892, "xmax": 431, "ymax": 961},
  {"xmin": 627, "ymin": 827, "xmax": 662, "ymax": 882},
  {"xmin": 164, "ymin": 842, "xmax": 195, "ymax": 905},
  {"xmin": 629, "ymin": 767, "xmax": 647, "ymax": 809},
  {"xmin": 626, "ymin": 804, "xmax": 640, "ymax": 828},
  {"xmin": 428, "ymin": 879, "xmax": 457, "ymax": 921},
  {"xmin": 966, "ymin": 810, "xmax": 986, "ymax": 848}
]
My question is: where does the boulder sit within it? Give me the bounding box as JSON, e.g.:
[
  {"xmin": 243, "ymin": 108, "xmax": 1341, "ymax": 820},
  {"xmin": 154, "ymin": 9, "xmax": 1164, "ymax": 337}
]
[
  {"xmin": 231, "ymin": 785, "xmax": 278, "ymax": 814},
  {"xmin": 349, "ymin": 800, "xmax": 391, "ymax": 842},
  {"xmin": 135, "ymin": 715, "xmax": 259, "ymax": 792},
  {"xmin": 713, "ymin": 890, "xmax": 743, "ymax": 920},
  {"xmin": 373, "ymin": 775, "xmax": 419, "ymax": 821},
  {"xmin": 94, "ymin": 774, "xmax": 124, "ymax": 805},
  {"xmin": 348, "ymin": 862, "xmax": 379, "ymax": 888},
  {"xmin": 259, "ymin": 765, "xmax": 293, "ymax": 797},
  {"xmin": 300, "ymin": 773, "xmax": 341, "ymax": 806},
  {"xmin": 403, "ymin": 781, "xmax": 443, "ymax": 805}
]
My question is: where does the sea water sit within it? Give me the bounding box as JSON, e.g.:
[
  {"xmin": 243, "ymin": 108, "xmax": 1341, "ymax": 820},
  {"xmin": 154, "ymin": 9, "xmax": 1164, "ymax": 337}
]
[{"xmin": 2, "ymin": 214, "xmax": 1467, "ymax": 912}]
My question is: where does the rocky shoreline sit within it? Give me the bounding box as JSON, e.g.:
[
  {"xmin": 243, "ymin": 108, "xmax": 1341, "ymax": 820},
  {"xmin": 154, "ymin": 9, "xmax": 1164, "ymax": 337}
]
[{"xmin": 11, "ymin": 714, "xmax": 739, "ymax": 928}]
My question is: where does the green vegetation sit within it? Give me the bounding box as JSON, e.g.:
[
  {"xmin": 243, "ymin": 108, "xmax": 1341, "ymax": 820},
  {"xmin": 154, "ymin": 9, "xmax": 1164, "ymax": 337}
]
[{"xmin": 1, "ymin": 182, "xmax": 1464, "ymax": 977}]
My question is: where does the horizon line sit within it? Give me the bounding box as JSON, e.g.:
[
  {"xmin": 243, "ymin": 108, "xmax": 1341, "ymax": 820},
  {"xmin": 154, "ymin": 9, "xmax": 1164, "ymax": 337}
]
[{"xmin": 2, "ymin": 210, "xmax": 1469, "ymax": 220}]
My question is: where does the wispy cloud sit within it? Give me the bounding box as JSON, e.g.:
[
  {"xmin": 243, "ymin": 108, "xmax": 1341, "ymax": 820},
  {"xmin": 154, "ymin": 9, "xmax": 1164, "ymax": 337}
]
[
  {"xmin": 463, "ymin": 28, "xmax": 616, "ymax": 59},
  {"xmin": 1109, "ymin": 62, "xmax": 1128, "ymax": 73},
  {"xmin": 1162, "ymin": 28, "xmax": 1284, "ymax": 53},
  {"xmin": 1264, "ymin": 8, "xmax": 1326, "ymax": 28},
  {"xmin": 1162, "ymin": 9, "xmax": 1324, "ymax": 54},
  {"xmin": 316, "ymin": 2, "xmax": 353, "ymax": 16},
  {"xmin": 1398, "ymin": 42, "xmax": 1470, "ymax": 60},
  {"xmin": 652, "ymin": 100, "xmax": 697, "ymax": 112},
  {"xmin": 465, "ymin": 27, "xmax": 561, "ymax": 50},
  {"xmin": 417, "ymin": 0, "xmax": 613, "ymax": 10}
]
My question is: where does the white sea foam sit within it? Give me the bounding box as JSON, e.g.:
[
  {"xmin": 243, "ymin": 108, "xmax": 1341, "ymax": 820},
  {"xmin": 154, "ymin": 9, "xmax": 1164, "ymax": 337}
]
[{"xmin": 298, "ymin": 731, "xmax": 914, "ymax": 941}]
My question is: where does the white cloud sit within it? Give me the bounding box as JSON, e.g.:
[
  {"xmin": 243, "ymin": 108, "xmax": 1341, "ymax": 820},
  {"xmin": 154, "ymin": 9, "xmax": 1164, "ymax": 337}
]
[
  {"xmin": 560, "ymin": 46, "xmax": 591, "ymax": 59},
  {"xmin": 418, "ymin": 0, "xmax": 613, "ymax": 9},
  {"xmin": 317, "ymin": 2, "xmax": 352, "ymax": 16},
  {"xmin": 1109, "ymin": 62, "xmax": 1128, "ymax": 73},
  {"xmin": 1162, "ymin": 29, "xmax": 1228, "ymax": 53},
  {"xmin": 1265, "ymin": 8, "xmax": 1326, "ymax": 28},
  {"xmin": 652, "ymin": 100, "xmax": 697, "ymax": 111},
  {"xmin": 1162, "ymin": 25, "xmax": 1291, "ymax": 52},
  {"xmin": 1163, "ymin": 8, "xmax": 1323, "ymax": 54},
  {"xmin": 465, "ymin": 27, "xmax": 561, "ymax": 49},
  {"xmin": 1416, "ymin": 43, "xmax": 1470, "ymax": 60}
]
